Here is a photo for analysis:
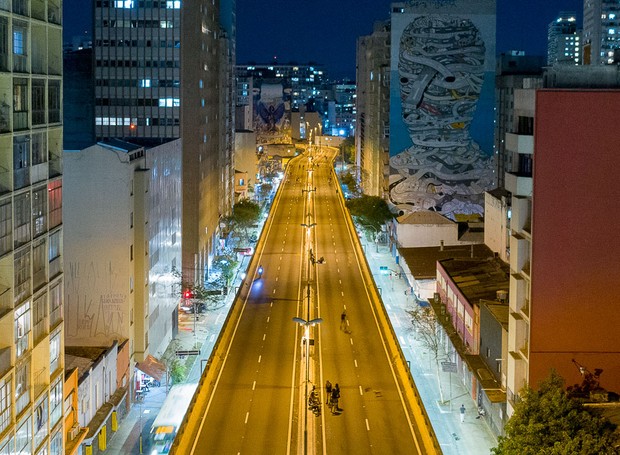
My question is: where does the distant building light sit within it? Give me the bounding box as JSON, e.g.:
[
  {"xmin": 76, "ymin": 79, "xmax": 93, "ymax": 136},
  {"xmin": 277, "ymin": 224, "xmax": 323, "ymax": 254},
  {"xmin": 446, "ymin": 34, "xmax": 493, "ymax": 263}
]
[{"xmin": 114, "ymin": 0, "xmax": 134, "ymax": 8}]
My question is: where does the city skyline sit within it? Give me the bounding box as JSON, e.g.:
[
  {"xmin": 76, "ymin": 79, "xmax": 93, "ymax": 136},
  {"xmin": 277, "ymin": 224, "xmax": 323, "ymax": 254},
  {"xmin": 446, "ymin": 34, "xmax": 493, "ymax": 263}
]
[{"xmin": 65, "ymin": 0, "xmax": 583, "ymax": 79}]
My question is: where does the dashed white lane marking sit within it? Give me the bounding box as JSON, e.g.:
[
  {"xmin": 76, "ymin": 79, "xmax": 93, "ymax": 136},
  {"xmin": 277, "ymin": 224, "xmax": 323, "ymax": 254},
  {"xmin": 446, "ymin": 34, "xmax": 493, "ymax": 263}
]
[
  {"xmin": 354, "ymin": 359, "xmax": 358, "ymax": 368},
  {"xmin": 258, "ymin": 355, "xmax": 262, "ymax": 363},
  {"xmin": 275, "ymin": 277, "xmax": 279, "ymax": 282},
  {"xmin": 341, "ymin": 291, "xmax": 344, "ymax": 297},
  {"xmin": 252, "ymin": 381, "xmax": 256, "ymax": 390},
  {"xmin": 245, "ymin": 412, "xmax": 250, "ymax": 424},
  {"xmin": 350, "ymin": 338, "xmax": 353, "ymax": 346},
  {"xmin": 365, "ymin": 419, "xmax": 370, "ymax": 431},
  {"xmin": 263, "ymin": 334, "xmax": 266, "ymax": 341},
  {"xmin": 359, "ymin": 386, "xmax": 363, "ymax": 395},
  {"xmin": 399, "ymin": 336, "xmax": 406, "ymax": 345},
  {"xmin": 267, "ymin": 317, "xmax": 270, "ymax": 323}
]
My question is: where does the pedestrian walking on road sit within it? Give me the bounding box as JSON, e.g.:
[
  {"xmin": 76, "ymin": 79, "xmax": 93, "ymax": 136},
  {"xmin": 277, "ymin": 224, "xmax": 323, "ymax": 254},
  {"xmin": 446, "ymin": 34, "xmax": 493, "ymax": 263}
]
[
  {"xmin": 340, "ymin": 310, "xmax": 347, "ymax": 331},
  {"xmin": 460, "ymin": 404, "xmax": 466, "ymax": 423},
  {"xmin": 326, "ymin": 381, "xmax": 332, "ymax": 407},
  {"xmin": 331, "ymin": 384, "xmax": 340, "ymax": 413}
]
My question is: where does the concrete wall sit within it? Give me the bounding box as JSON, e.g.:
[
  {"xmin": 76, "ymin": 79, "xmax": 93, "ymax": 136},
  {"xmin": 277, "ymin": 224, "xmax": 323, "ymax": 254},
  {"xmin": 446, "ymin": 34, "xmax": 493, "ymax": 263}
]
[
  {"xmin": 63, "ymin": 145, "xmax": 139, "ymax": 347},
  {"xmin": 396, "ymin": 223, "xmax": 458, "ymax": 248},
  {"xmin": 484, "ymin": 192, "xmax": 510, "ymax": 262}
]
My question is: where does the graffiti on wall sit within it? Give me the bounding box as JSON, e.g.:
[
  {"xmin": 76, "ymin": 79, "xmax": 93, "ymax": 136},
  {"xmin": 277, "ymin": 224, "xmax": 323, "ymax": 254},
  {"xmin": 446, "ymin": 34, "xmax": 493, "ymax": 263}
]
[
  {"xmin": 65, "ymin": 261, "xmax": 127, "ymax": 342},
  {"xmin": 389, "ymin": 15, "xmax": 494, "ymax": 218}
]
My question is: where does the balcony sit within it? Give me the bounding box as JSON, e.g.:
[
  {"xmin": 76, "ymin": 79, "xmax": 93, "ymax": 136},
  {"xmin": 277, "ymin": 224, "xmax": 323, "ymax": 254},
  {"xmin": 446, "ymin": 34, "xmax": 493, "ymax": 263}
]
[
  {"xmin": 12, "ymin": 55, "xmax": 27, "ymax": 73},
  {"xmin": 520, "ymin": 298, "xmax": 530, "ymax": 318},
  {"xmin": 33, "ymin": 315, "xmax": 48, "ymax": 345},
  {"xmin": 13, "ymin": 111, "xmax": 28, "ymax": 131},
  {"xmin": 49, "ymin": 257, "xmax": 61, "ymax": 280},
  {"xmin": 505, "ymin": 132, "xmax": 533, "ymax": 155},
  {"xmin": 13, "ymin": 167, "xmax": 29, "ymax": 191},
  {"xmin": 504, "ymin": 172, "xmax": 532, "ymax": 197},
  {"xmin": 0, "ymin": 287, "xmax": 10, "ymax": 318},
  {"xmin": 0, "ymin": 347, "xmax": 10, "ymax": 379},
  {"xmin": 49, "ymin": 303, "xmax": 62, "ymax": 330}
]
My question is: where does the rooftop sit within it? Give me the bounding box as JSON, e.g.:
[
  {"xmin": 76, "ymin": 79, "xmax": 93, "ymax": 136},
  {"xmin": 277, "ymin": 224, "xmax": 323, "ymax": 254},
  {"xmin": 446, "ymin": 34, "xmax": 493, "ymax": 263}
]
[{"xmin": 399, "ymin": 243, "xmax": 495, "ymax": 280}]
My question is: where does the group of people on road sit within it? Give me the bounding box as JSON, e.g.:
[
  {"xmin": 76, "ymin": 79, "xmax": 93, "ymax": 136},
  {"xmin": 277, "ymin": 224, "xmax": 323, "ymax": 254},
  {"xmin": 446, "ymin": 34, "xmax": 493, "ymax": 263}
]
[{"xmin": 325, "ymin": 380, "xmax": 341, "ymax": 414}]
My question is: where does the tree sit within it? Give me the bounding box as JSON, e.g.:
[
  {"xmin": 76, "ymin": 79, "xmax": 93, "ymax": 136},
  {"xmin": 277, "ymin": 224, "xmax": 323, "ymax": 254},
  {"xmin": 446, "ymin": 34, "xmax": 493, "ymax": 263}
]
[
  {"xmin": 340, "ymin": 171, "xmax": 360, "ymax": 197},
  {"xmin": 230, "ymin": 198, "xmax": 261, "ymax": 239},
  {"xmin": 408, "ymin": 306, "xmax": 448, "ymax": 403},
  {"xmin": 345, "ymin": 195, "xmax": 393, "ymax": 231},
  {"xmin": 339, "ymin": 136, "xmax": 355, "ymax": 164},
  {"xmin": 492, "ymin": 371, "xmax": 619, "ymax": 455}
]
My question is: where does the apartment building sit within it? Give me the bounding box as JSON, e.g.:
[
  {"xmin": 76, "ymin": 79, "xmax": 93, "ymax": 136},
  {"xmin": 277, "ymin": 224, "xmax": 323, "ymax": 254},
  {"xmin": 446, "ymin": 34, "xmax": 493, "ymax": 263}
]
[
  {"xmin": 583, "ymin": 0, "xmax": 620, "ymax": 64},
  {"xmin": 0, "ymin": 0, "xmax": 65, "ymax": 453},
  {"xmin": 496, "ymin": 66, "xmax": 620, "ymax": 415}
]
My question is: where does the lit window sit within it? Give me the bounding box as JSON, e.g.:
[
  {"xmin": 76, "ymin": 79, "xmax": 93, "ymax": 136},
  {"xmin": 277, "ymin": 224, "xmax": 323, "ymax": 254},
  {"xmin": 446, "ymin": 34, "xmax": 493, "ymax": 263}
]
[
  {"xmin": 114, "ymin": 0, "xmax": 134, "ymax": 7},
  {"xmin": 140, "ymin": 79, "xmax": 152, "ymax": 88},
  {"xmin": 609, "ymin": 29, "xmax": 616, "ymax": 35},
  {"xmin": 166, "ymin": 1, "xmax": 181, "ymax": 8},
  {"xmin": 159, "ymin": 98, "xmax": 180, "ymax": 107},
  {"xmin": 611, "ymin": 13, "xmax": 616, "ymax": 20},
  {"xmin": 13, "ymin": 29, "xmax": 24, "ymax": 55}
]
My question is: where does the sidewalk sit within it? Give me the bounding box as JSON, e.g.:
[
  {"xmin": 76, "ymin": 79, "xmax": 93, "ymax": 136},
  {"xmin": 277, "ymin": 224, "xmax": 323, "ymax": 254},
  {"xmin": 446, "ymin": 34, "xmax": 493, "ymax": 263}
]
[{"xmin": 362, "ymin": 240, "xmax": 497, "ymax": 455}]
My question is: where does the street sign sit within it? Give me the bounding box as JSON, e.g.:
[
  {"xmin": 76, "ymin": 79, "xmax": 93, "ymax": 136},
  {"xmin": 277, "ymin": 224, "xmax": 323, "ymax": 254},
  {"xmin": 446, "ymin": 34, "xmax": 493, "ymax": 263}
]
[{"xmin": 176, "ymin": 350, "xmax": 200, "ymax": 357}]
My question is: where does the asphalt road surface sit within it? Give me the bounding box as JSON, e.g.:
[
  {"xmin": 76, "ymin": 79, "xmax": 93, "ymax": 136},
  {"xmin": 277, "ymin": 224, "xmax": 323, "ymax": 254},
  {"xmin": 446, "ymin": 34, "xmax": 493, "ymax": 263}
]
[{"xmin": 192, "ymin": 147, "xmax": 424, "ymax": 454}]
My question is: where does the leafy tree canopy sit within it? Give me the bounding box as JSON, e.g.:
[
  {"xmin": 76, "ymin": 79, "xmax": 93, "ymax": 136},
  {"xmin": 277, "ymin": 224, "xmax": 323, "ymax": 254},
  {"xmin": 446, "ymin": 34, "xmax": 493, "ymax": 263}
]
[
  {"xmin": 492, "ymin": 371, "xmax": 619, "ymax": 455},
  {"xmin": 230, "ymin": 199, "xmax": 261, "ymax": 235},
  {"xmin": 345, "ymin": 195, "xmax": 393, "ymax": 231},
  {"xmin": 339, "ymin": 136, "xmax": 355, "ymax": 164},
  {"xmin": 340, "ymin": 171, "xmax": 360, "ymax": 197}
]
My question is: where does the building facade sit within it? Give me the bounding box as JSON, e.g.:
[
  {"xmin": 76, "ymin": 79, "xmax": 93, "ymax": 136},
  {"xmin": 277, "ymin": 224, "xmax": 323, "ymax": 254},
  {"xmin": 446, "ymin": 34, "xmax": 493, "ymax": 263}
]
[
  {"xmin": 493, "ymin": 52, "xmax": 544, "ymax": 189},
  {"xmin": 355, "ymin": 20, "xmax": 390, "ymax": 198},
  {"xmin": 93, "ymin": 0, "xmax": 236, "ymax": 289},
  {"xmin": 63, "ymin": 139, "xmax": 182, "ymax": 404},
  {"xmin": 502, "ymin": 67, "xmax": 620, "ymax": 417},
  {"xmin": 583, "ymin": 0, "xmax": 620, "ymax": 64},
  {"xmin": 0, "ymin": 1, "xmax": 65, "ymax": 453},
  {"xmin": 547, "ymin": 11, "xmax": 581, "ymax": 65}
]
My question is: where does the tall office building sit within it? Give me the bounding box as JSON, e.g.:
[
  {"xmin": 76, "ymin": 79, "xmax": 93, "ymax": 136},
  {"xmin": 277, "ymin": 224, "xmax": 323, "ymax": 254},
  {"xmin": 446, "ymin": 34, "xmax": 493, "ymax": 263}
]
[
  {"xmin": 0, "ymin": 0, "xmax": 65, "ymax": 453},
  {"xmin": 93, "ymin": 0, "xmax": 236, "ymax": 287},
  {"xmin": 583, "ymin": 0, "xmax": 620, "ymax": 64},
  {"xmin": 355, "ymin": 20, "xmax": 391, "ymax": 198},
  {"xmin": 547, "ymin": 11, "xmax": 581, "ymax": 65}
]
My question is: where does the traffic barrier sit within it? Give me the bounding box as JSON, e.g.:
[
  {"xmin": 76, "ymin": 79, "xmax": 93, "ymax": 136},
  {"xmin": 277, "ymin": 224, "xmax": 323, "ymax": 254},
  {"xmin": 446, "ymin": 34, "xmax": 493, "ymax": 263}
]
[{"xmin": 339, "ymin": 197, "xmax": 442, "ymax": 455}]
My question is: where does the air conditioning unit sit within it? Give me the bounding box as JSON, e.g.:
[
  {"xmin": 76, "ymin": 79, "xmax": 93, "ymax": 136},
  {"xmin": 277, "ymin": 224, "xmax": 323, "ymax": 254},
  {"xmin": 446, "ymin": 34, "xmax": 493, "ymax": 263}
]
[{"xmin": 70, "ymin": 424, "xmax": 79, "ymax": 440}]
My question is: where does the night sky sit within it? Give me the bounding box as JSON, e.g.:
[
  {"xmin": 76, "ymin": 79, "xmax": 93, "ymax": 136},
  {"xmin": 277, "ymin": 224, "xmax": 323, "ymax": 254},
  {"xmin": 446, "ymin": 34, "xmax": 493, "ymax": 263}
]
[{"xmin": 64, "ymin": 0, "xmax": 583, "ymax": 79}]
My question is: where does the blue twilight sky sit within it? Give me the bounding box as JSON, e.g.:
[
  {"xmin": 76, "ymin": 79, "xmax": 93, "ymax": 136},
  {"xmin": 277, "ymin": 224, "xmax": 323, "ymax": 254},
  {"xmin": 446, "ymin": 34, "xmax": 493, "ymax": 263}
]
[{"xmin": 64, "ymin": 0, "xmax": 583, "ymax": 79}]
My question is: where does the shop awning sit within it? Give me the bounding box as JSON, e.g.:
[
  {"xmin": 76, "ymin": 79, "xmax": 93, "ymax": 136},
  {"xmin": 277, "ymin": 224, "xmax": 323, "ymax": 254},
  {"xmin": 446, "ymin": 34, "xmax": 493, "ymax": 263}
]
[{"xmin": 135, "ymin": 355, "xmax": 166, "ymax": 381}]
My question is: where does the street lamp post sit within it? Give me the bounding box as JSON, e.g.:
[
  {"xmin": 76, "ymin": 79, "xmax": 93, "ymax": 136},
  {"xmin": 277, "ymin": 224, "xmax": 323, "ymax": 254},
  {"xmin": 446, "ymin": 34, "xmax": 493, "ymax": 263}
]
[{"xmin": 292, "ymin": 316, "xmax": 322, "ymax": 455}]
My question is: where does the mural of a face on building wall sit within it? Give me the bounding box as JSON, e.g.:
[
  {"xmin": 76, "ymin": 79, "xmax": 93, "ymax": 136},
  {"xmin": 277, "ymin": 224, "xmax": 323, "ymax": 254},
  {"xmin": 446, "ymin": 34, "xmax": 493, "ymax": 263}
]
[{"xmin": 390, "ymin": 15, "xmax": 493, "ymax": 217}]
